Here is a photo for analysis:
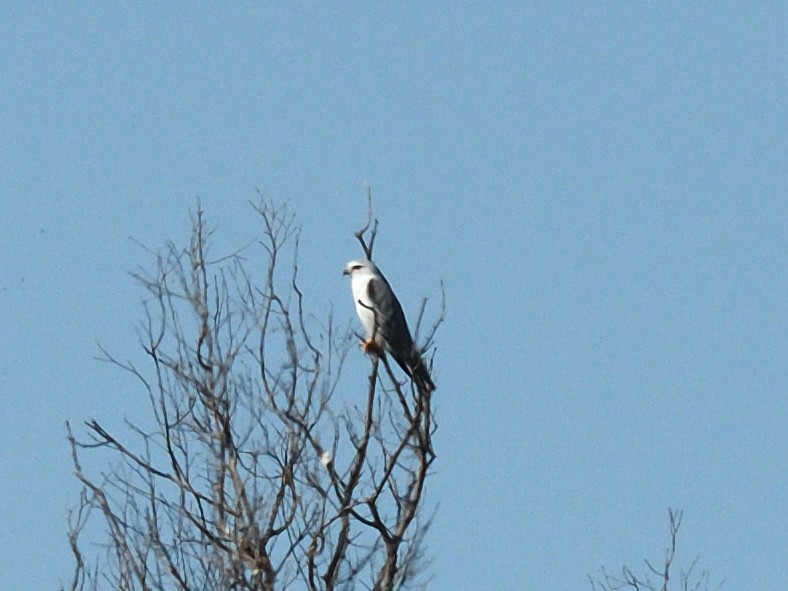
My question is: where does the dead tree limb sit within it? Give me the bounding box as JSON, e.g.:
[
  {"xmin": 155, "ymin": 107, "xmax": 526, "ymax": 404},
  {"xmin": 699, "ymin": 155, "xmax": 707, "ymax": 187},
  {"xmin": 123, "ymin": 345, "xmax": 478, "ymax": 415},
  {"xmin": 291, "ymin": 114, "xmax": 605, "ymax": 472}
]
[{"xmin": 64, "ymin": 199, "xmax": 441, "ymax": 591}]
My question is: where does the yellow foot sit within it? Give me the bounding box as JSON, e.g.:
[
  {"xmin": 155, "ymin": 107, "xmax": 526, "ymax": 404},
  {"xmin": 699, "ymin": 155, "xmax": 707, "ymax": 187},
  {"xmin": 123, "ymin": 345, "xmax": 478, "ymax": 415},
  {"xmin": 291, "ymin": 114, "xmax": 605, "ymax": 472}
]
[{"xmin": 362, "ymin": 339, "xmax": 382, "ymax": 355}]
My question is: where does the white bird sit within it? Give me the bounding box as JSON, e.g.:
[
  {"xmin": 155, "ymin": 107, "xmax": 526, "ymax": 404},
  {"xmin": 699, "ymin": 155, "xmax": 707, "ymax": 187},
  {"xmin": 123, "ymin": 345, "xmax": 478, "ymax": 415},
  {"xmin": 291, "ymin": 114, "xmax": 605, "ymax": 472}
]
[{"xmin": 344, "ymin": 259, "xmax": 435, "ymax": 392}]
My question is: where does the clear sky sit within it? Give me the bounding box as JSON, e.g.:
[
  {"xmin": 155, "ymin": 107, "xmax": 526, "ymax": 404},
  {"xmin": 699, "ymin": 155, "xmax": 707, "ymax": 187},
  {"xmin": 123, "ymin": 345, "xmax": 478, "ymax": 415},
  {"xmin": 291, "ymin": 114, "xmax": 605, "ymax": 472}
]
[{"xmin": 1, "ymin": 3, "xmax": 786, "ymax": 590}]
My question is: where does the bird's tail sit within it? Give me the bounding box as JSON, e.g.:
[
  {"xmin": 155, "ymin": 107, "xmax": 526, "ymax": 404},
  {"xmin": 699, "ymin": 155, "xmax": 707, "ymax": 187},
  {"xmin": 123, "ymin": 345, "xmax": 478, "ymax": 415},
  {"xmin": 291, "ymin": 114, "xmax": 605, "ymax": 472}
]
[{"xmin": 394, "ymin": 346, "xmax": 435, "ymax": 393}]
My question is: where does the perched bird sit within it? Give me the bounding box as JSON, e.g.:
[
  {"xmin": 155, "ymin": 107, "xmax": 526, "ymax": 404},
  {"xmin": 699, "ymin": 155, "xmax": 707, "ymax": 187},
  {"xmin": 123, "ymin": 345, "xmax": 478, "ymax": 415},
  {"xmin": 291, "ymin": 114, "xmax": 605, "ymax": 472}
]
[{"xmin": 344, "ymin": 259, "xmax": 435, "ymax": 392}]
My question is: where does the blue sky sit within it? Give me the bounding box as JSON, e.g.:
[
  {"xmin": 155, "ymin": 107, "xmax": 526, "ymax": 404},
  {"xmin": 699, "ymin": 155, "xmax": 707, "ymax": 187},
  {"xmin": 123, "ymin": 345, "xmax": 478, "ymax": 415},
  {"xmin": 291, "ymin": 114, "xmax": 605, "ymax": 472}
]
[{"xmin": 2, "ymin": 3, "xmax": 786, "ymax": 589}]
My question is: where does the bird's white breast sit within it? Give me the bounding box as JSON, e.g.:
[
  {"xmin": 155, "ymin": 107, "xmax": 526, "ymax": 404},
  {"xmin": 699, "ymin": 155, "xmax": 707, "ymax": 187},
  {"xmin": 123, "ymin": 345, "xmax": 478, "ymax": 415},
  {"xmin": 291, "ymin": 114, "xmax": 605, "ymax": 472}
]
[{"xmin": 351, "ymin": 271, "xmax": 377, "ymax": 338}]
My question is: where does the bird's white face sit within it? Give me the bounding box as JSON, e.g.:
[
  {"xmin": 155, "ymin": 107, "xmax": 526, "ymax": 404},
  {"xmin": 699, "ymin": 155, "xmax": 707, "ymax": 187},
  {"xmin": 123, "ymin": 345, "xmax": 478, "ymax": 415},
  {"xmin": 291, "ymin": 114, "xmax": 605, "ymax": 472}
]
[{"xmin": 343, "ymin": 259, "xmax": 376, "ymax": 278}]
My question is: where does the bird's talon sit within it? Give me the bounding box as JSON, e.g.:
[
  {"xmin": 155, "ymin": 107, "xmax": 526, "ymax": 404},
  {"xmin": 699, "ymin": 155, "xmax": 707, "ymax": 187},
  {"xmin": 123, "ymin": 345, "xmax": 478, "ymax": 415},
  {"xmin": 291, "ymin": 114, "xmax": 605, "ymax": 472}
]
[{"xmin": 362, "ymin": 340, "xmax": 381, "ymax": 355}]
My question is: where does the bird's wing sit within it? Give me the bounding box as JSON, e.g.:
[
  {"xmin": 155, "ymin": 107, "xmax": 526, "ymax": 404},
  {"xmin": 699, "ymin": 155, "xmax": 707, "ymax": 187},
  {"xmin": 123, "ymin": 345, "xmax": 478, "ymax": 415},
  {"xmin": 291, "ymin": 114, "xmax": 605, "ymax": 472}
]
[
  {"xmin": 367, "ymin": 274, "xmax": 434, "ymax": 391},
  {"xmin": 366, "ymin": 275, "xmax": 415, "ymax": 354}
]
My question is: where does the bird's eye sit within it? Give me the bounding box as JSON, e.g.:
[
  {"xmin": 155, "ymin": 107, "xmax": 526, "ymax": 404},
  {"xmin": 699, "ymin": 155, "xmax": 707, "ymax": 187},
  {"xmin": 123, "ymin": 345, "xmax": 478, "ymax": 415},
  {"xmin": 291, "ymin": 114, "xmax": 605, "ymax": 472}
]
[{"xmin": 352, "ymin": 265, "xmax": 362, "ymax": 271}]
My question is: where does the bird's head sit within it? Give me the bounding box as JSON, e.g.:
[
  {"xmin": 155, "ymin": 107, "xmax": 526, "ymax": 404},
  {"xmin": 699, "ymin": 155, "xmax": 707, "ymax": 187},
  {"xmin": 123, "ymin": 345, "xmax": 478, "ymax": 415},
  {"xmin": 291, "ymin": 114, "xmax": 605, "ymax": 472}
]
[{"xmin": 343, "ymin": 259, "xmax": 377, "ymax": 277}]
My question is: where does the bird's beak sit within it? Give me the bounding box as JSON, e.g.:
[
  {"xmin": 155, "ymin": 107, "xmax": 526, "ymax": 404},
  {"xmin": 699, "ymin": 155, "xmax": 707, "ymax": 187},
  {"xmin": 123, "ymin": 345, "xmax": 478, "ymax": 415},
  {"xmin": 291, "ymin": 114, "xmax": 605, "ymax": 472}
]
[{"xmin": 343, "ymin": 269, "xmax": 350, "ymax": 276}]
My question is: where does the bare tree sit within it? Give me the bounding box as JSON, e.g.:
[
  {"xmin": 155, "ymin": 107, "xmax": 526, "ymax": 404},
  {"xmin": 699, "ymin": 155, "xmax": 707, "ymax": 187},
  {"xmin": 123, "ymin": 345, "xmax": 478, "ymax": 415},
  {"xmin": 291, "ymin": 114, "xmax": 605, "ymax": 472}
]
[
  {"xmin": 63, "ymin": 198, "xmax": 443, "ymax": 591},
  {"xmin": 589, "ymin": 509, "xmax": 724, "ymax": 591}
]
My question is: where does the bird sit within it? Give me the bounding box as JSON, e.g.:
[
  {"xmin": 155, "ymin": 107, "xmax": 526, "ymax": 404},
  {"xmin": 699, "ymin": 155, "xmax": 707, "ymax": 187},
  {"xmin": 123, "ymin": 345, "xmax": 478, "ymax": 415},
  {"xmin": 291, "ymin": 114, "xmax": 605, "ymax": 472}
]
[{"xmin": 344, "ymin": 259, "xmax": 435, "ymax": 392}]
